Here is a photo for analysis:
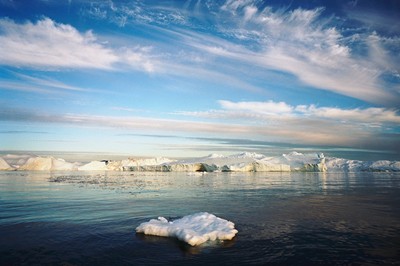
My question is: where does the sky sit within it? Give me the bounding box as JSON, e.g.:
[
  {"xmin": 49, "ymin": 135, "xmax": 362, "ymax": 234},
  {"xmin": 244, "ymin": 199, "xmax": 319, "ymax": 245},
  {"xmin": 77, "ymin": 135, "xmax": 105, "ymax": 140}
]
[{"xmin": 0, "ymin": 0, "xmax": 399, "ymax": 160}]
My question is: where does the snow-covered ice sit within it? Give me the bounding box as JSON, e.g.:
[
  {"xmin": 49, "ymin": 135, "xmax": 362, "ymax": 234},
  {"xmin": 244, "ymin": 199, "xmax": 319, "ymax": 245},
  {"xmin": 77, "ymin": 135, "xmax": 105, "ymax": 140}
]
[
  {"xmin": 136, "ymin": 212, "xmax": 238, "ymax": 246},
  {"xmin": 78, "ymin": 160, "xmax": 108, "ymax": 171}
]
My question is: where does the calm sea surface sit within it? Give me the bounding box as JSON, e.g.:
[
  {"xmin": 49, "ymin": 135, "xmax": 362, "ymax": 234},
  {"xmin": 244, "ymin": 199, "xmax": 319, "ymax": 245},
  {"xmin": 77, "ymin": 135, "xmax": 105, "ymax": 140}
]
[{"xmin": 0, "ymin": 171, "xmax": 399, "ymax": 265}]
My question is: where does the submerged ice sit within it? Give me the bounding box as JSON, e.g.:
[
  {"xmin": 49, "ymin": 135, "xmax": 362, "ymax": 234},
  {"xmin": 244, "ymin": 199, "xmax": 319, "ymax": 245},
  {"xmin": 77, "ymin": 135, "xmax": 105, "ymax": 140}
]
[
  {"xmin": 0, "ymin": 152, "xmax": 399, "ymax": 172},
  {"xmin": 136, "ymin": 212, "xmax": 238, "ymax": 246}
]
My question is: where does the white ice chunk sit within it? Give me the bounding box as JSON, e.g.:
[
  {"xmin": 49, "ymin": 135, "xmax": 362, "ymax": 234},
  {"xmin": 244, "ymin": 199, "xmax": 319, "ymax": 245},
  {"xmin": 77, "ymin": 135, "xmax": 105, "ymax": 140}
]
[
  {"xmin": 136, "ymin": 212, "xmax": 238, "ymax": 246},
  {"xmin": 78, "ymin": 161, "xmax": 109, "ymax": 171}
]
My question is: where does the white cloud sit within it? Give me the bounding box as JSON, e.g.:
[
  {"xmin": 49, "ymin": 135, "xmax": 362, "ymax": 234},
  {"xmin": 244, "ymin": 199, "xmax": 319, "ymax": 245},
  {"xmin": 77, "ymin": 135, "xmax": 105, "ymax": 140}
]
[
  {"xmin": 118, "ymin": 46, "xmax": 156, "ymax": 72},
  {"xmin": 0, "ymin": 17, "xmax": 157, "ymax": 72},
  {"xmin": 219, "ymin": 100, "xmax": 293, "ymax": 114},
  {"xmin": 0, "ymin": 18, "xmax": 118, "ymax": 69}
]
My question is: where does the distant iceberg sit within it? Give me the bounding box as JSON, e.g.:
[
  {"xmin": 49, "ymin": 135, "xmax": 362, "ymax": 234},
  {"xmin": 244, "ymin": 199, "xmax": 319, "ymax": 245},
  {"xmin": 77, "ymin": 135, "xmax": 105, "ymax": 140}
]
[
  {"xmin": 1, "ymin": 152, "xmax": 399, "ymax": 172},
  {"xmin": 0, "ymin": 157, "xmax": 13, "ymax": 170},
  {"xmin": 18, "ymin": 156, "xmax": 80, "ymax": 171},
  {"xmin": 136, "ymin": 212, "xmax": 238, "ymax": 246}
]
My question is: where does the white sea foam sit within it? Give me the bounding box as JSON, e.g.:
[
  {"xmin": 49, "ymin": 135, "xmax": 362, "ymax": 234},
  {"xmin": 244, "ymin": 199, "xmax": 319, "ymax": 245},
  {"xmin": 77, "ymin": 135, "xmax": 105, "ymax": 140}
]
[{"xmin": 135, "ymin": 212, "xmax": 238, "ymax": 246}]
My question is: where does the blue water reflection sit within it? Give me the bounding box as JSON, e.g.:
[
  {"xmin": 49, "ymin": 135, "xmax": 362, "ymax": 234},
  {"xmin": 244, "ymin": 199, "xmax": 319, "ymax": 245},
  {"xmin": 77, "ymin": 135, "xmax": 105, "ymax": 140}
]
[{"xmin": 0, "ymin": 171, "xmax": 399, "ymax": 265}]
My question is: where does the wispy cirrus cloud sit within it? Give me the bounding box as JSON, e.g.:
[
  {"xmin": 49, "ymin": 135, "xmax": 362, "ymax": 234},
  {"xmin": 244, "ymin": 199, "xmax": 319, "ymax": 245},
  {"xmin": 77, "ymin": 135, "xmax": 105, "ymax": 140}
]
[
  {"xmin": 30, "ymin": 0, "xmax": 397, "ymax": 103},
  {"xmin": 212, "ymin": 3, "xmax": 399, "ymax": 105},
  {"xmin": 119, "ymin": 0, "xmax": 397, "ymax": 105},
  {"xmin": 124, "ymin": 0, "xmax": 400, "ymax": 105},
  {"xmin": 0, "ymin": 72, "xmax": 101, "ymax": 95},
  {"xmin": 14, "ymin": 73, "xmax": 94, "ymax": 92},
  {"xmin": 0, "ymin": 81, "xmax": 55, "ymax": 94},
  {"xmin": 82, "ymin": 0, "xmax": 189, "ymax": 27}
]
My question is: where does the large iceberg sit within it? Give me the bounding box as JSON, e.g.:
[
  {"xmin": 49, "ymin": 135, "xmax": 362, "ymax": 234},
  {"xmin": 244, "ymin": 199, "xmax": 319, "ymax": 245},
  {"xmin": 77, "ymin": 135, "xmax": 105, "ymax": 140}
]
[
  {"xmin": 1, "ymin": 154, "xmax": 32, "ymax": 169},
  {"xmin": 1, "ymin": 152, "xmax": 399, "ymax": 172},
  {"xmin": 136, "ymin": 212, "xmax": 238, "ymax": 246},
  {"xmin": 18, "ymin": 156, "xmax": 80, "ymax": 171},
  {"xmin": 325, "ymin": 157, "xmax": 400, "ymax": 172},
  {"xmin": 0, "ymin": 157, "xmax": 14, "ymax": 170}
]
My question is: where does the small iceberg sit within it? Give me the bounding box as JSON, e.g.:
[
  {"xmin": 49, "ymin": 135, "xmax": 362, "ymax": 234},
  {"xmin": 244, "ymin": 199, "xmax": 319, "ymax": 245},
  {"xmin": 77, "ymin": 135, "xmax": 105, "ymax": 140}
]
[{"xmin": 135, "ymin": 212, "xmax": 238, "ymax": 246}]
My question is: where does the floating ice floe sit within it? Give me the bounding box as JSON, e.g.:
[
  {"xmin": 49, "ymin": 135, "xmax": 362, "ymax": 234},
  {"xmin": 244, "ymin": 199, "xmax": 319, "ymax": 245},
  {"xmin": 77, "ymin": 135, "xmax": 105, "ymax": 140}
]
[{"xmin": 135, "ymin": 212, "xmax": 238, "ymax": 246}]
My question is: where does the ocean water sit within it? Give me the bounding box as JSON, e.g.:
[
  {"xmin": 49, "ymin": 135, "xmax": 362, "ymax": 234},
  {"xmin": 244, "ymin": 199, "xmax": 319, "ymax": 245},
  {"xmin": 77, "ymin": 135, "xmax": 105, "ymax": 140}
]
[{"xmin": 0, "ymin": 171, "xmax": 399, "ymax": 265}]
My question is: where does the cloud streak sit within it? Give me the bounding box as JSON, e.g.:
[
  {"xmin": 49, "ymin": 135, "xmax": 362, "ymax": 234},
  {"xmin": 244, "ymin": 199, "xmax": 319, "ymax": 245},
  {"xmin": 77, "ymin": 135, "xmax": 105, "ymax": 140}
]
[
  {"xmin": 217, "ymin": 100, "xmax": 400, "ymax": 124},
  {"xmin": 1, "ymin": 105, "xmax": 399, "ymax": 153},
  {"xmin": 0, "ymin": 72, "xmax": 102, "ymax": 95},
  {"xmin": 178, "ymin": 100, "xmax": 400, "ymax": 126}
]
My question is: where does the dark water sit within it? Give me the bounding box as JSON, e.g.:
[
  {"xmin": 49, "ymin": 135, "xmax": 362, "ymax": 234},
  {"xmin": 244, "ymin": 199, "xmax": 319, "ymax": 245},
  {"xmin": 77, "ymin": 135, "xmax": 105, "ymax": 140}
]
[{"xmin": 0, "ymin": 171, "xmax": 399, "ymax": 265}]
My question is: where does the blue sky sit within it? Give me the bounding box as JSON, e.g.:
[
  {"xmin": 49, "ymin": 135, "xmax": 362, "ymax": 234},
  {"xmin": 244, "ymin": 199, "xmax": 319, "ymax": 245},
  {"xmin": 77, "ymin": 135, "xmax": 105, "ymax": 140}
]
[{"xmin": 0, "ymin": 0, "xmax": 399, "ymax": 159}]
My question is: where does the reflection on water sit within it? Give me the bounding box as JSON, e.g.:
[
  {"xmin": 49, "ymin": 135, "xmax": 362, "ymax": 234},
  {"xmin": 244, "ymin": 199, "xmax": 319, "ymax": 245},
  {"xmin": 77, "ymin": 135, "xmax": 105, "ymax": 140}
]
[{"xmin": 0, "ymin": 171, "xmax": 399, "ymax": 265}]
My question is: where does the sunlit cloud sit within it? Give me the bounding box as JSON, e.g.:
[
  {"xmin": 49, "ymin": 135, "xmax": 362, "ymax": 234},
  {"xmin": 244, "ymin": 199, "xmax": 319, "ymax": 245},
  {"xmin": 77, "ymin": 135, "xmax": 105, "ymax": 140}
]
[
  {"xmin": 178, "ymin": 100, "xmax": 400, "ymax": 125},
  {"xmin": 174, "ymin": 99, "xmax": 400, "ymax": 151},
  {"xmin": 219, "ymin": 100, "xmax": 293, "ymax": 114}
]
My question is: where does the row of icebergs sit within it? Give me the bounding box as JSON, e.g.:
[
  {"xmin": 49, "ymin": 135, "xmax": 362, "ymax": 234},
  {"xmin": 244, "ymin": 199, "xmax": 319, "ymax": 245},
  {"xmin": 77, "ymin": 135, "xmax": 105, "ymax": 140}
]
[{"xmin": 0, "ymin": 152, "xmax": 399, "ymax": 172}]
